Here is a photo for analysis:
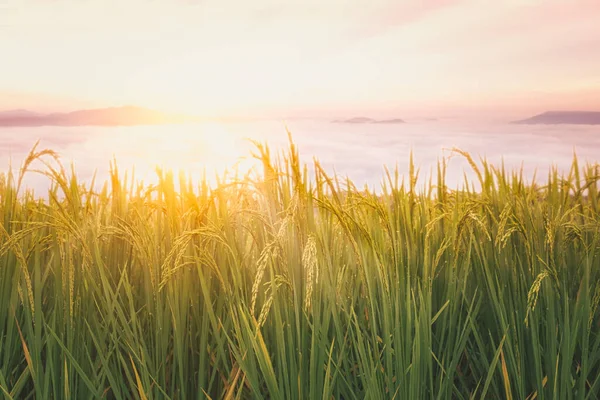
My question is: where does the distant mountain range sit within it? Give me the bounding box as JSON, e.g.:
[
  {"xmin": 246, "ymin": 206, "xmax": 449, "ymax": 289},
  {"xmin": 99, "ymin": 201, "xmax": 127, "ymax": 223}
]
[
  {"xmin": 332, "ymin": 117, "xmax": 405, "ymax": 124},
  {"xmin": 0, "ymin": 106, "xmax": 201, "ymax": 127},
  {"xmin": 7, "ymin": 108, "xmax": 598, "ymax": 127},
  {"xmin": 513, "ymin": 111, "xmax": 600, "ymax": 125}
]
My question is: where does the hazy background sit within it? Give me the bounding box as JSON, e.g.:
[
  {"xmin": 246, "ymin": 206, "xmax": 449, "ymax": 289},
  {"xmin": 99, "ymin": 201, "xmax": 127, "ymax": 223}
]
[{"xmin": 1, "ymin": 1, "xmax": 599, "ymax": 193}]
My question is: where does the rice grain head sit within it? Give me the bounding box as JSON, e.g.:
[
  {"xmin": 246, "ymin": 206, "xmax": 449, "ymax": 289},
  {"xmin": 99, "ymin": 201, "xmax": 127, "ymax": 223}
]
[
  {"xmin": 303, "ymin": 235, "xmax": 318, "ymax": 312},
  {"xmin": 525, "ymin": 270, "xmax": 549, "ymax": 327}
]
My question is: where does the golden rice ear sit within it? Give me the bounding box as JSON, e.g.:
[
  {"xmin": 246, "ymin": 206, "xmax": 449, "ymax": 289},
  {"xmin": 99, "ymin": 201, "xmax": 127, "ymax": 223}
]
[{"xmin": 302, "ymin": 234, "xmax": 318, "ymax": 312}]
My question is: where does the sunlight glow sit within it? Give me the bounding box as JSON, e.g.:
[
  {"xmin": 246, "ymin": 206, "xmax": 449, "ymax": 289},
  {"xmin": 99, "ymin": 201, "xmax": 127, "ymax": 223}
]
[{"xmin": 85, "ymin": 123, "xmax": 260, "ymax": 190}]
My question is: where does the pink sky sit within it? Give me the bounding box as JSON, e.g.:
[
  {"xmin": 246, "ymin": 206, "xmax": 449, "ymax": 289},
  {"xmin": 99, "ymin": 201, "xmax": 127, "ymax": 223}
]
[{"xmin": 1, "ymin": 0, "xmax": 599, "ymax": 118}]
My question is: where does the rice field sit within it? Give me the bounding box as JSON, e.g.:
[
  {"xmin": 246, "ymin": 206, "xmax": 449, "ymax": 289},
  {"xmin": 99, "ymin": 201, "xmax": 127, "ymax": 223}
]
[{"xmin": 1, "ymin": 137, "xmax": 599, "ymax": 399}]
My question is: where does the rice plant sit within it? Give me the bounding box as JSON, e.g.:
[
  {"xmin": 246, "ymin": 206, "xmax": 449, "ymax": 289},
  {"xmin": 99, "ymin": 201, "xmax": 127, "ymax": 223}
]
[{"xmin": 0, "ymin": 137, "xmax": 599, "ymax": 399}]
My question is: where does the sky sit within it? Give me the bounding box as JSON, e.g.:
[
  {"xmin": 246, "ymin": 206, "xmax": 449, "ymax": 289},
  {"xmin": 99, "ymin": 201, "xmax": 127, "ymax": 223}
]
[{"xmin": 1, "ymin": 0, "xmax": 599, "ymax": 118}]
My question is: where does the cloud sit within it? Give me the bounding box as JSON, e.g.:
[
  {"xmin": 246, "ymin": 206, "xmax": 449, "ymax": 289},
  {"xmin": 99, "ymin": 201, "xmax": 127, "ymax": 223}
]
[
  {"xmin": 2, "ymin": 0, "xmax": 599, "ymax": 114},
  {"xmin": 346, "ymin": 0, "xmax": 461, "ymax": 40}
]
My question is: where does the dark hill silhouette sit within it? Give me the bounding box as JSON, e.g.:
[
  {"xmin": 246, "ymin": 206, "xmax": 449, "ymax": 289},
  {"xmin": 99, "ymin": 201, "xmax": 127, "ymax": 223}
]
[
  {"xmin": 332, "ymin": 117, "xmax": 376, "ymax": 124},
  {"xmin": 513, "ymin": 111, "xmax": 600, "ymax": 125},
  {"xmin": 0, "ymin": 109, "xmax": 42, "ymax": 119},
  {"xmin": 332, "ymin": 117, "xmax": 405, "ymax": 124},
  {"xmin": 373, "ymin": 118, "xmax": 406, "ymax": 124},
  {"xmin": 0, "ymin": 106, "xmax": 200, "ymax": 127}
]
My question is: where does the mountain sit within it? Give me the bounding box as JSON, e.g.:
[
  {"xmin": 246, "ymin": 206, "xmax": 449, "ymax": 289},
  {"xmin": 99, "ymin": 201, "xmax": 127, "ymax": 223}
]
[
  {"xmin": 373, "ymin": 118, "xmax": 406, "ymax": 124},
  {"xmin": 0, "ymin": 106, "xmax": 200, "ymax": 127},
  {"xmin": 332, "ymin": 117, "xmax": 376, "ymax": 124},
  {"xmin": 0, "ymin": 109, "xmax": 42, "ymax": 118},
  {"xmin": 332, "ymin": 117, "xmax": 405, "ymax": 124},
  {"xmin": 513, "ymin": 111, "xmax": 600, "ymax": 125}
]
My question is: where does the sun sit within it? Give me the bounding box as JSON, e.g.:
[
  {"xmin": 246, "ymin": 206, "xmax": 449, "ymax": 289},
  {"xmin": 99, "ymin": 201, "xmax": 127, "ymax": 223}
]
[{"xmin": 85, "ymin": 122, "xmax": 259, "ymax": 191}]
